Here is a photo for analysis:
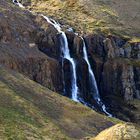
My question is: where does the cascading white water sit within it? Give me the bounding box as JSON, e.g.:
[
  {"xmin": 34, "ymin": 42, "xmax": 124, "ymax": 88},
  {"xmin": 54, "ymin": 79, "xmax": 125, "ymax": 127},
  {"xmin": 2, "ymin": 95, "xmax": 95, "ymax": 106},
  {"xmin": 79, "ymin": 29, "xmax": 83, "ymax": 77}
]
[
  {"xmin": 12, "ymin": 0, "xmax": 79, "ymax": 102},
  {"xmin": 12, "ymin": 0, "xmax": 25, "ymax": 8},
  {"xmin": 42, "ymin": 15, "xmax": 79, "ymax": 102},
  {"xmin": 82, "ymin": 38, "xmax": 112, "ymax": 117},
  {"xmin": 61, "ymin": 33, "xmax": 79, "ymax": 102},
  {"xmin": 12, "ymin": 0, "xmax": 113, "ymax": 116}
]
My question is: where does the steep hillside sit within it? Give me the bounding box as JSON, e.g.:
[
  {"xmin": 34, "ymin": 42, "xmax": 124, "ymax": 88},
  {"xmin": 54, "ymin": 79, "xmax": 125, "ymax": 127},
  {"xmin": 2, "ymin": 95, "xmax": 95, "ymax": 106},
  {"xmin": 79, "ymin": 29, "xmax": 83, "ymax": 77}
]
[
  {"xmin": 0, "ymin": 0, "xmax": 139, "ymax": 123},
  {"xmin": 90, "ymin": 123, "xmax": 140, "ymax": 140},
  {"xmin": 21, "ymin": 0, "xmax": 140, "ymax": 123},
  {"xmin": 25, "ymin": 0, "xmax": 140, "ymax": 41},
  {"xmin": 0, "ymin": 0, "xmax": 140, "ymax": 139},
  {"xmin": 0, "ymin": 66, "xmax": 119, "ymax": 139},
  {"xmin": 0, "ymin": 0, "xmax": 64, "ymax": 93}
]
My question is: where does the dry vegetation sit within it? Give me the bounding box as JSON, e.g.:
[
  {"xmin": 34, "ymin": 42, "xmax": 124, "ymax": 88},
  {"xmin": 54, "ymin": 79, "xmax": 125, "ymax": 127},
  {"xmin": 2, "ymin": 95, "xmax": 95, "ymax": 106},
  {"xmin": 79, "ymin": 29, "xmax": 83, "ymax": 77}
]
[
  {"xmin": 90, "ymin": 123, "xmax": 140, "ymax": 140},
  {"xmin": 27, "ymin": 0, "xmax": 140, "ymax": 41}
]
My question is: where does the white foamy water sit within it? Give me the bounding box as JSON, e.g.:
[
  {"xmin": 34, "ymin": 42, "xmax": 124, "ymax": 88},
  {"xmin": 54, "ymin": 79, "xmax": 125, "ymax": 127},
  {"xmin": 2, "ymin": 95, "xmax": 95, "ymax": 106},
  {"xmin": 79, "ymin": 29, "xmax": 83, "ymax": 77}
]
[
  {"xmin": 12, "ymin": 0, "xmax": 25, "ymax": 8},
  {"xmin": 12, "ymin": 0, "xmax": 79, "ymax": 102},
  {"xmin": 12, "ymin": 0, "xmax": 113, "ymax": 116},
  {"xmin": 82, "ymin": 37, "xmax": 112, "ymax": 117}
]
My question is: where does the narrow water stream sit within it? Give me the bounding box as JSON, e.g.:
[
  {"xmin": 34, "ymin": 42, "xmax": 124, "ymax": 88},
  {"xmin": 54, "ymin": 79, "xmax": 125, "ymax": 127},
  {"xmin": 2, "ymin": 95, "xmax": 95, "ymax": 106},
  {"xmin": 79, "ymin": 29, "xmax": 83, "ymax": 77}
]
[{"xmin": 12, "ymin": 0, "xmax": 112, "ymax": 116}]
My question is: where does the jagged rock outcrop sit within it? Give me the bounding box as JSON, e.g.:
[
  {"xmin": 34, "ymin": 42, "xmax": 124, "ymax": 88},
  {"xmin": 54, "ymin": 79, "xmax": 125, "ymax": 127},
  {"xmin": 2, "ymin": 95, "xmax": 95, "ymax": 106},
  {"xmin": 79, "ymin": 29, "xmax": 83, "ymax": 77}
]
[
  {"xmin": 0, "ymin": 66, "xmax": 118, "ymax": 140},
  {"xmin": 0, "ymin": 0, "xmax": 63, "ymax": 93},
  {"xmin": 0, "ymin": 1, "xmax": 140, "ymax": 140},
  {"xmin": 85, "ymin": 34, "xmax": 140, "ymax": 123},
  {"xmin": 134, "ymin": 67, "xmax": 140, "ymax": 99},
  {"xmin": 63, "ymin": 58, "xmax": 73, "ymax": 97},
  {"xmin": 85, "ymin": 34, "xmax": 140, "ymax": 100},
  {"xmin": 76, "ymin": 58, "xmax": 89, "ymax": 100}
]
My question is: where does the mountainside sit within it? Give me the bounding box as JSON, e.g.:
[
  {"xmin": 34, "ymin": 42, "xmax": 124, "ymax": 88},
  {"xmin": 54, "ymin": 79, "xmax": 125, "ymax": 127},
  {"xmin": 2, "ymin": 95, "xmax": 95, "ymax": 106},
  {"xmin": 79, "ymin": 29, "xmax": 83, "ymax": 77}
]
[
  {"xmin": 0, "ymin": 66, "xmax": 119, "ymax": 139},
  {"xmin": 0, "ymin": 0, "xmax": 64, "ymax": 93},
  {"xmin": 25, "ymin": 0, "xmax": 140, "ymax": 40},
  {"xmin": 23, "ymin": 0, "xmax": 140, "ymax": 123},
  {"xmin": 90, "ymin": 123, "xmax": 140, "ymax": 140},
  {"xmin": 0, "ymin": 0, "xmax": 140, "ymax": 139}
]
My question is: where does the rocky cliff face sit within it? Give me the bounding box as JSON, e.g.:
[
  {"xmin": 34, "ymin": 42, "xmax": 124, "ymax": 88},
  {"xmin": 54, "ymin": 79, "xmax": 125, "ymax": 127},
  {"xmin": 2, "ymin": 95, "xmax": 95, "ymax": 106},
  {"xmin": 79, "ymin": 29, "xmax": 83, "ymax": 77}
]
[
  {"xmin": 85, "ymin": 34, "xmax": 140, "ymax": 122},
  {"xmin": 1, "ymin": 0, "xmax": 140, "ymax": 125},
  {"xmin": 85, "ymin": 34, "xmax": 140, "ymax": 100},
  {"xmin": 90, "ymin": 123, "xmax": 140, "ymax": 140}
]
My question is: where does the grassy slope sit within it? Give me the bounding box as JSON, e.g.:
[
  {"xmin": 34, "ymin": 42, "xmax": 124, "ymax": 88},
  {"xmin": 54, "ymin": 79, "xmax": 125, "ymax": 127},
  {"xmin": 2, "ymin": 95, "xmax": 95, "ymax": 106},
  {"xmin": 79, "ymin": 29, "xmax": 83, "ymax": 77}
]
[
  {"xmin": 0, "ymin": 1, "xmax": 138, "ymax": 139},
  {"xmin": 28, "ymin": 0, "xmax": 140, "ymax": 41},
  {"xmin": 0, "ymin": 66, "xmax": 121, "ymax": 140}
]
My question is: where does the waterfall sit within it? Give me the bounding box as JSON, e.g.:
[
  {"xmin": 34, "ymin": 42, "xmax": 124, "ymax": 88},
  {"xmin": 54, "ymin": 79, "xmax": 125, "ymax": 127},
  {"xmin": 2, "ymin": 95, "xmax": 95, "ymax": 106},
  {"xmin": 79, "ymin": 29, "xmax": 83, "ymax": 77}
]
[
  {"xmin": 82, "ymin": 39, "xmax": 100, "ymax": 102},
  {"xmin": 12, "ymin": 0, "xmax": 79, "ymax": 102},
  {"xmin": 12, "ymin": 0, "xmax": 113, "ymax": 116},
  {"xmin": 82, "ymin": 38, "xmax": 112, "ymax": 117},
  {"xmin": 42, "ymin": 15, "xmax": 79, "ymax": 102},
  {"xmin": 60, "ymin": 32, "xmax": 79, "ymax": 102},
  {"xmin": 12, "ymin": 0, "xmax": 25, "ymax": 8}
]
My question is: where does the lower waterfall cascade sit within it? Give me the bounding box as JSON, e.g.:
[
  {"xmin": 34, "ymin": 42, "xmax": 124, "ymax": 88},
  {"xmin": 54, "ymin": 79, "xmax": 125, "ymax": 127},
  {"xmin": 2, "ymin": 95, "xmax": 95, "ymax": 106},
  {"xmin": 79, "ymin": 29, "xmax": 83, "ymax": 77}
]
[
  {"xmin": 12, "ymin": 0, "xmax": 112, "ymax": 116},
  {"xmin": 82, "ymin": 38, "xmax": 112, "ymax": 117},
  {"xmin": 42, "ymin": 15, "xmax": 79, "ymax": 102}
]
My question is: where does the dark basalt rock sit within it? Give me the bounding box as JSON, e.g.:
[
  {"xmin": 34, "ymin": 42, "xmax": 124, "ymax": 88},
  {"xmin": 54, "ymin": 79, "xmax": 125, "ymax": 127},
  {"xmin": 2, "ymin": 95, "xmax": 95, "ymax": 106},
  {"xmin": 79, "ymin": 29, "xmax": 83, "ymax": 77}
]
[
  {"xmin": 63, "ymin": 58, "xmax": 73, "ymax": 98},
  {"xmin": 35, "ymin": 16, "xmax": 62, "ymax": 59},
  {"xmin": 1, "ymin": 0, "xmax": 140, "ymax": 125},
  {"xmin": 66, "ymin": 31, "xmax": 84, "ymax": 58},
  {"xmin": 0, "ymin": 4, "xmax": 64, "ymax": 94},
  {"xmin": 73, "ymin": 35, "xmax": 83, "ymax": 58},
  {"xmin": 85, "ymin": 34, "xmax": 140, "ymax": 123},
  {"xmin": 99, "ymin": 60, "xmax": 136, "ymax": 101},
  {"xmin": 65, "ymin": 31, "xmax": 75, "ymax": 54},
  {"xmin": 85, "ymin": 34, "xmax": 106, "ymax": 58},
  {"xmin": 76, "ymin": 58, "xmax": 89, "ymax": 100}
]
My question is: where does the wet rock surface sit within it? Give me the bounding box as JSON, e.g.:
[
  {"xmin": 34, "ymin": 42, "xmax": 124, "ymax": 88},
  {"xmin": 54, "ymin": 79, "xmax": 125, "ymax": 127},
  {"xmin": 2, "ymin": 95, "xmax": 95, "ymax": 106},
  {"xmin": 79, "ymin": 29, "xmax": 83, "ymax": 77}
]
[
  {"xmin": 0, "ymin": 0, "xmax": 140, "ymax": 124},
  {"xmin": 85, "ymin": 34, "xmax": 140, "ymax": 123},
  {"xmin": 90, "ymin": 123, "xmax": 140, "ymax": 140}
]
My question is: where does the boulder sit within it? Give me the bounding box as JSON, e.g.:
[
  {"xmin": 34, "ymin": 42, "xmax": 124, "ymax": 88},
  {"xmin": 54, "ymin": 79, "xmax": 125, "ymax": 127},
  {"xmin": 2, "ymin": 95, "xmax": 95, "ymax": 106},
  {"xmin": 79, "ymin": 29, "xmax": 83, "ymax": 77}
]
[{"xmin": 91, "ymin": 123, "xmax": 140, "ymax": 140}]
